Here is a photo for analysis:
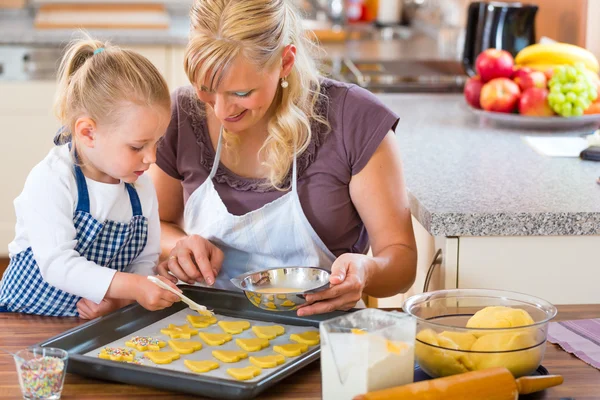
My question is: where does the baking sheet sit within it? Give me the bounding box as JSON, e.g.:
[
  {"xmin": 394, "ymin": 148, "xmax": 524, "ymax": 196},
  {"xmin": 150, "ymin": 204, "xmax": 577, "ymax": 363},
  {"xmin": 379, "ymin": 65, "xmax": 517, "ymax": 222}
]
[
  {"xmin": 83, "ymin": 308, "xmax": 320, "ymax": 382},
  {"xmin": 39, "ymin": 286, "xmax": 347, "ymax": 399}
]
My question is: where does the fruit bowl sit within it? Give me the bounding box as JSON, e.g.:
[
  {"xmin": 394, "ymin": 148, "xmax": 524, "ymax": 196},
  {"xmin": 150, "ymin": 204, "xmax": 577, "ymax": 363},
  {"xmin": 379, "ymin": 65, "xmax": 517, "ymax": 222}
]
[
  {"xmin": 467, "ymin": 105, "xmax": 600, "ymax": 131},
  {"xmin": 403, "ymin": 289, "xmax": 557, "ymax": 378}
]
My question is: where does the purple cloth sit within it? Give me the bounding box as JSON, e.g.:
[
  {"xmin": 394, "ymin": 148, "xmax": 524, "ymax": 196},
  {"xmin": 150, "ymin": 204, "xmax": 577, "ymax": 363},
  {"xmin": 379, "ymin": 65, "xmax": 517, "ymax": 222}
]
[
  {"xmin": 548, "ymin": 318, "xmax": 600, "ymax": 369},
  {"xmin": 156, "ymin": 79, "xmax": 400, "ymax": 257}
]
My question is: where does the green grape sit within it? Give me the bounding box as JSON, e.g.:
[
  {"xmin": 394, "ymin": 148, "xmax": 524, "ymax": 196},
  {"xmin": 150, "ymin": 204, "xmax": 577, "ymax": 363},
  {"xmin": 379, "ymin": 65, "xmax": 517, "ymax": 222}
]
[
  {"xmin": 554, "ymin": 93, "xmax": 566, "ymax": 104},
  {"xmin": 574, "ymin": 97, "xmax": 589, "ymax": 110},
  {"xmin": 548, "ymin": 64, "xmax": 598, "ymax": 117},
  {"xmin": 562, "ymin": 83, "xmax": 574, "ymax": 93},
  {"xmin": 572, "ymin": 83, "xmax": 585, "ymax": 93}
]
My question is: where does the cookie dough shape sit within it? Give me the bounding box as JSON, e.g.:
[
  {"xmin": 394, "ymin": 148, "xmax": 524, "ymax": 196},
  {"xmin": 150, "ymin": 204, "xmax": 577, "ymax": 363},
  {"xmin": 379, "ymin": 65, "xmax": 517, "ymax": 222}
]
[
  {"xmin": 184, "ymin": 359, "xmax": 220, "ymax": 373},
  {"xmin": 125, "ymin": 336, "xmax": 166, "ymax": 351},
  {"xmin": 187, "ymin": 314, "xmax": 217, "ymax": 328},
  {"xmin": 273, "ymin": 343, "xmax": 308, "ymax": 357},
  {"xmin": 290, "ymin": 331, "xmax": 320, "ymax": 346},
  {"xmin": 218, "ymin": 320, "xmax": 251, "ymax": 334},
  {"xmin": 168, "ymin": 340, "xmax": 203, "ymax": 354},
  {"xmin": 199, "ymin": 332, "xmax": 233, "ymax": 346},
  {"xmin": 212, "ymin": 350, "xmax": 248, "ymax": 363},
  {"xmin": 160, "ymin": 324, "xmax": 198, "ymax": 339},
  {"xmin": 252, "ymin": 325, "xmax": 286, "ymax": 340},
  {"xmin": 227, "ymin": 365, "xmax": 261, "ymax": 381},
  {"xmin": 264, "ymin": 301, "xmax": 277, "ymax": 309},
  {"xmin": 236, "ymin": 338, "xmax": 270, "ymax": 352},
  {"xmin": 144, "ymin": 351, "xmax": 180, "ymax": 364},
  {"xmin": 249, "ymin": 354, "xmax": 285, "ymax": 368},
  {"xmin": 98, "ymin": 347, "xmax": 135, "ymax": 362},
  {"xmin": 281, "ymin": 300, "xmax": 296, "ymax": 307}
]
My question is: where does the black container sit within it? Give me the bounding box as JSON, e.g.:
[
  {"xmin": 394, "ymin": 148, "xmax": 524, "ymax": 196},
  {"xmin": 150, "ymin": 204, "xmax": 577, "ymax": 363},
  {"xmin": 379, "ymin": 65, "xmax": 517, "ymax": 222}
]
[{"xmin": 463, "ymin": 1, "xmax": 538, "ymax": 76}]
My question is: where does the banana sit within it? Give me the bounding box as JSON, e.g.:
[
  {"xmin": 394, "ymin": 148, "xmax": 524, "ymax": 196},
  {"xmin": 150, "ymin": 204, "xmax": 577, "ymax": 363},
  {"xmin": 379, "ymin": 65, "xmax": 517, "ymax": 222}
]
[
  {"xmin": 516, "ymin": 63, "xmax": 562, "ymax": 73},
  {"xmin": 516, "ymin": 62, "xmax": 600, "ymax": 82},
  {"xmin": 515, "ymin": 43, "xmax": 599, "ymax": 73}
]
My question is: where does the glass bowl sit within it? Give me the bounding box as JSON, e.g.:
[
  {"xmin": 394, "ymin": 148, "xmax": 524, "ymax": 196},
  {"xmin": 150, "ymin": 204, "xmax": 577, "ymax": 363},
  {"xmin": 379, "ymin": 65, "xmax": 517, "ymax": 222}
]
[{"xmin": 402, "ymin": 288, "xmax": 557, "ymax": 378}]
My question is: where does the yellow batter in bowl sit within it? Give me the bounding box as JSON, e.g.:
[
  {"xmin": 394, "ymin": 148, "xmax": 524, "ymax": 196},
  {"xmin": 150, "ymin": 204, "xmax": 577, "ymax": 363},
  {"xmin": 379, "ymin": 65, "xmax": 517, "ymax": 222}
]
[{"xmin": 415, "ymin": 306, "xmax": 543, "ymax": 378}]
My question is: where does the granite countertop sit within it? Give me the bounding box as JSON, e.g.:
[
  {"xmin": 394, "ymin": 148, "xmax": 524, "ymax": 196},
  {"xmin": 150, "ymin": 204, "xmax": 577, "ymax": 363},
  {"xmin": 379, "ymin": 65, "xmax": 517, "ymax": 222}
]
[{"xmin": 377, "ymin": 94, "xmax": 600, "ymax": 237}]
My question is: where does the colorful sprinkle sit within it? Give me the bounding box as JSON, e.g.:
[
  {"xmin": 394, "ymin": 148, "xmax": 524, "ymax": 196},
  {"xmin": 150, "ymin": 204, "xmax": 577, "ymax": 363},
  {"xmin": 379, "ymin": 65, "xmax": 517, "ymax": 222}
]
[
  {"xmin": 103, "ymin": 348, "xmax": 135, "ymax": 357},
  {"xmin": 18, "ymin": 356, "xmax": 65, "ymax": 399},
  {"xmin": 129, "ymin": 336, "xmax": 161, "ymax": 347}
]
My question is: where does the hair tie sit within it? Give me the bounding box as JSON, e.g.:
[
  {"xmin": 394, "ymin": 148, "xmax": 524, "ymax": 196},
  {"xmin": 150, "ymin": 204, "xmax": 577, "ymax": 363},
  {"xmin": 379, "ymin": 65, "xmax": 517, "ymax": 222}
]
[{"xmin": 93, "ymin": 48, "xmax": 105, "ymax": 55}]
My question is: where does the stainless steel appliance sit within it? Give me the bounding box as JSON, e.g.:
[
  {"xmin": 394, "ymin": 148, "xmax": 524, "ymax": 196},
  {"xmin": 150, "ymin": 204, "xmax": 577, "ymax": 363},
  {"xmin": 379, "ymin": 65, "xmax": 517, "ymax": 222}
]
[
  {"xmin": 0, "ymin": 46, "xmax": 62, "ymax": 81},
  {"xmin": 324, "ymin": 58, "xmax": 467, "ymax": 93}
]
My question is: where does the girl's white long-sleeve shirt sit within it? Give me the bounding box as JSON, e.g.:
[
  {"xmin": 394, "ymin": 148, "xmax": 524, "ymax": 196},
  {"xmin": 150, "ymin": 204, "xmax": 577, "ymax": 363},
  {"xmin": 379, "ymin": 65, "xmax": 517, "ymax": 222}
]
[{"xmin": 7, "ymin": 145, "xmax": 160, "ymax": 304}]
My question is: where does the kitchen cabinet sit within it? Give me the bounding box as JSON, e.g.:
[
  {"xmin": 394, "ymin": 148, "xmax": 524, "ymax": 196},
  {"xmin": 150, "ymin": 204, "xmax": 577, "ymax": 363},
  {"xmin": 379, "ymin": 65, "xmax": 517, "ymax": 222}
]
[
  {"xmin": 170, "ymin": 46, "xmax": 189, "ymax": 89},
  {"xmin": 457, "ymin": 235, "xmax": 600, "ymax": 304},
  {"xmin": 0, "ymin": 81, "xmax": 58, "ymax": 253}
]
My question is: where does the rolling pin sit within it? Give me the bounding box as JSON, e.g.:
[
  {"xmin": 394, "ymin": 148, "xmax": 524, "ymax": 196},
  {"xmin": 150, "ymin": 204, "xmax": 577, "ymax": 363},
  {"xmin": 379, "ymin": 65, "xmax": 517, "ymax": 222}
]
[{"xmin": 353, "ymin": 367, "xmax": 563, "ymax": 400}]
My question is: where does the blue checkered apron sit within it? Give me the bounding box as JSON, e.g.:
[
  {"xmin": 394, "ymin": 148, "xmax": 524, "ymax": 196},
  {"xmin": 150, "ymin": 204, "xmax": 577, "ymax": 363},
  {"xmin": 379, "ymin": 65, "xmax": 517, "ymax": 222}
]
[{"xmin": 0, "ymin": 163, "xmax": 148, "ymax": 316}]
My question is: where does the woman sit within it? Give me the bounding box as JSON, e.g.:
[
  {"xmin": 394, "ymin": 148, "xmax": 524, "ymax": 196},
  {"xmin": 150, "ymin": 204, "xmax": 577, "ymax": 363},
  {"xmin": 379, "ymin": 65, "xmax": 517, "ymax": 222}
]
[{"xmin": 150, "ymin": 0, "xmax": 417, "ymax": 316}]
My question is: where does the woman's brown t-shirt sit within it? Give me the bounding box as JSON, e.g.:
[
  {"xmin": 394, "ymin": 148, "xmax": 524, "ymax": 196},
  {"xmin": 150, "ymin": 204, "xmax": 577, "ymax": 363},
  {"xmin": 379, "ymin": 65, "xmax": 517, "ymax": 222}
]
[{"xmin": 156, "ymin": 78, "xmax": 399, "ymax": 257}]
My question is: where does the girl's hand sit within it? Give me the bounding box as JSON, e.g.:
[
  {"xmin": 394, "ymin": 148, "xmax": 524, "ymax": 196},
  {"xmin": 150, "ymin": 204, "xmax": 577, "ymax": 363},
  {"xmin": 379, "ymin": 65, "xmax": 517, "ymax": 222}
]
[
  {"xmin": 296, "ymin": 253, "xmax": 372, "ymax": 317},
  {"xmin": 134, "ymin": 275, "xmax": 182, "ymax": 311},
  {"xmin": 77, "ymin": 298, "xmax": 131, "ymax": 320},
  {"xmin": 156, "ymin": 234, "xmax": 224, "ymax": 286}
]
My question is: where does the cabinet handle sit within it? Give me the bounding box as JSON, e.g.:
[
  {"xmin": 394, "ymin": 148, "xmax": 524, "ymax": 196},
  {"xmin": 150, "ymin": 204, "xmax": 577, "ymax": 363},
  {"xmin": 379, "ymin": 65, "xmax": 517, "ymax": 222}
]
[{"xmin": 423, "ymin": 249, "xmax": 442, "ymax": 293}]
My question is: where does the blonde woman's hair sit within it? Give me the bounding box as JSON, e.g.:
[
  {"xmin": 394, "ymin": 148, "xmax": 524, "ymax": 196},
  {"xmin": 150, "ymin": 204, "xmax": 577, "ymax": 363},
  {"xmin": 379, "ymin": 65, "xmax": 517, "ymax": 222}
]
[
  {"xmin": 54, "ymin": 34, "xmax": 171, "ymax": 145},
  {"xmin": 185, "ymin": 0, "xmax": 330, "ymax": 190}
]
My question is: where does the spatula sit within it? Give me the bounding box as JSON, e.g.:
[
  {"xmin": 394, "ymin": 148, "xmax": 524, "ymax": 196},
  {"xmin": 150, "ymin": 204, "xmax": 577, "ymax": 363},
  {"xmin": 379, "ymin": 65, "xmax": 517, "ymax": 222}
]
[
  {"xmin": 147, "ymin": 276, "xmax": 213, "ymax": 315},
  {"xmin": 353, "ymin": 367, "xmax": 563, "ymax": 400}
]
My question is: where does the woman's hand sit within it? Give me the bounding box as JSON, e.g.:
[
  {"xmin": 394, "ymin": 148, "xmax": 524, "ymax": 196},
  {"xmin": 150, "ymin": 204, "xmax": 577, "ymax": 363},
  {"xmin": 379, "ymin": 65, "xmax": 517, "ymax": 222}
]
[
  {"xmin": 296, "ymin": 253, "xmax": 372, "ymax": 317},
  {"xmin": 156, "ymin": 234, "xmax": 224, "ymax": 286},
  {"xmin": 77, "ymin": 298, "xmax": 132, "ymax": 320}
]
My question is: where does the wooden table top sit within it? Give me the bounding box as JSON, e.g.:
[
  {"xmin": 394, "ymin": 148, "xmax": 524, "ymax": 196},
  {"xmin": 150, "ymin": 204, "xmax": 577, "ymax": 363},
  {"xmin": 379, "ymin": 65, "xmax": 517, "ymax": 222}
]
[{"xmin": 1, "ymin": 305, "xmax": 599, "ymax": 400}]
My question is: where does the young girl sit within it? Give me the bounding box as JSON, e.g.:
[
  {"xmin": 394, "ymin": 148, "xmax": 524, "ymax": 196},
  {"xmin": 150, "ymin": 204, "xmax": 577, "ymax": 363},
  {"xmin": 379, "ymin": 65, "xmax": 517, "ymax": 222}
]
[{"xmin": 0, "ymin": 37, "xmax": 180, "ymax": 318}]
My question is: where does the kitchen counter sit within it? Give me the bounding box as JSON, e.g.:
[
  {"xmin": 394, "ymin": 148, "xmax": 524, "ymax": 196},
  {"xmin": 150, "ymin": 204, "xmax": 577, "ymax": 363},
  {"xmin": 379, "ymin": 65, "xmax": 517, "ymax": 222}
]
[
  {"xmin": 0, "ymin": 9, "xmax": 454, "ymax": 61},
  {"xmin": 1, "ymin": 305, "xmax": 599, "ymax": 399},
  {"xmin": 379, "ymin": 94, "xmax": 600, "ymax": 236}
]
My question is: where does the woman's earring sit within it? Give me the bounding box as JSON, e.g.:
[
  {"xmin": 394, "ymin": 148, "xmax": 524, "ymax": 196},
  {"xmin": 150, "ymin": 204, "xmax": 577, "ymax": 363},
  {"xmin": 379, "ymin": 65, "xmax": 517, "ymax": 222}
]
[{"xmin": 281, "ymin": 77, "xmax": 289, "ymax": 89}]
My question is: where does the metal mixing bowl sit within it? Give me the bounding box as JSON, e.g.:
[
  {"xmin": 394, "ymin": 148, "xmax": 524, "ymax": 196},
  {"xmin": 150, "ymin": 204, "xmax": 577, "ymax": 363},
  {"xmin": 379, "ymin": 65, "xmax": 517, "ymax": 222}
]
[{"xmin": 230, "ymin": 267, "xmax": 331, "ymax": 312}]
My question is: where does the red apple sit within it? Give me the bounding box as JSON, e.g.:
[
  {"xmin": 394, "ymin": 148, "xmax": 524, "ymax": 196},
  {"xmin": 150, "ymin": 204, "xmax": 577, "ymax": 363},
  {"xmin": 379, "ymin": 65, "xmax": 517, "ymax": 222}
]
[
  {"xmin": 543, "ymin": 68, "xmax": 554, "ymax": 81},
  {"xmin": 513, "ymin": 68, "xmax": 547, "ymax": 91},
  {"xmin": 512, "ymin": 66, "xmax": 532, "ymax": 80},
  {"xmin": 518, "ymin": 88, "xmax": 555, "ymax": 116},
  {"xmin": 480, "ymin": 78, "xmax": 521, "ymax": 113},
  {"xmin": 475, "ymin": 49, "xmax": 515, "ymax": 82},
  {"xmin": 464, "ymin": 76, "xmax": 484, "ymax": 108}
]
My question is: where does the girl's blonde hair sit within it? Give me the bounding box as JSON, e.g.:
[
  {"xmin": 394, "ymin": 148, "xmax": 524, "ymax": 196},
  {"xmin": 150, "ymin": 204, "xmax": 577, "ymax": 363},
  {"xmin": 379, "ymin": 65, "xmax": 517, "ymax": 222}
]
[
  {"xmin": 54, "ymin": 34, "xmax": 171, "ymax": 144},
  {"xmin": 185, "ymin": 0, "xmax": 329, "ymax": 190}
]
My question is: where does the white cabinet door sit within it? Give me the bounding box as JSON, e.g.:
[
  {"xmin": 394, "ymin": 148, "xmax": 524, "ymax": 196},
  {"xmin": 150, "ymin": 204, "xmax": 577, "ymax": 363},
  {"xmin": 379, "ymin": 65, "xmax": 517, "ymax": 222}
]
[
  {"xmin": 0, "ymin": 81, "xmax": 59, "ymax": 255},
  {"xmin": 170, "ymin": 46, "xmax": 190, "ymax": 89},
  {"xmin": 458, "ymin": 236, "xmax": 600, "ymax": 304}
]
